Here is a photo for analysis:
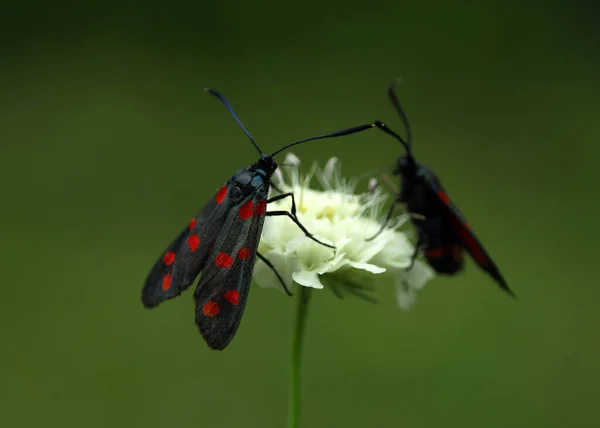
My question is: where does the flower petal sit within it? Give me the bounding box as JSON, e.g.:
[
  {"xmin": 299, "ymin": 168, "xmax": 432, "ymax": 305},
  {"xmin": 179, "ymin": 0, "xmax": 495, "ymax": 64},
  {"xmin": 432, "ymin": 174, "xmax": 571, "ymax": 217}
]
[
  {"xmin": 395, "ymin": 261, "xmax": 436, "ymax": 310},
  {"xmin": 355, "ymin": 233, "xmax": 389, "ymax": 263},
  {"xmin": 285, "ymin": 235, "xmax": 309, "ymax": 253},
  {"xmin": 317, "ymin": 157, "xmax": 338, "ymax": 190},
  {"xmin": 317, "ymin": 255, "xmax": 349, "ymax": 275},
  {"xmin": 284, "ymin": 153, "xmax": 301, "ymax": 167},
  {"xmin": 374, "ymin": 234, "xmax": 414, "ymax": 269},
  {"xmin": 396, "ymin": 281, "xmax": 417, "ymax": 311},
  {"xmin": 402, "ymin": 260, "xmax": 435, "ymax": 291},
  {"xmin": 347, "ymin": 261, "xmax": 386, "ymax": 274},
  {"xmin": 292, "ymin": 270, "xmax": 324, "ymax": 289},
  {"xmin": 273, "ymin": 168, "xmax": 284, "ymax": 186}
]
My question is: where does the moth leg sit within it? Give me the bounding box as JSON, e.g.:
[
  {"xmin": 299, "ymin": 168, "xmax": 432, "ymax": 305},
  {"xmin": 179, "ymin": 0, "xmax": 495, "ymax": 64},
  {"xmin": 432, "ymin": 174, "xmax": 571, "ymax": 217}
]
[
  {"xmin": 267, "ymin": 192, "xmax": 324, "ymax": 248},
  {"xmin": 366, "ymin": 201, "xmax": 401, "ymax": 241},
  {"xmin": 265, "ymin": 210, "xmax": 335, "ymax": 249},
  {"xmin": 266, "ymin": 193, "xmax": 333, "ymax": 248},
  {"xmin": 267, "ymin": 192, "xmax": 298, "ymax": 216},
  {"xmin": 407, "ymin": 231, "xmax": 427, "ymax": 271},
  {"xmin": 256, "ymin": 252, "xmax": 293, "ymax": 297}
]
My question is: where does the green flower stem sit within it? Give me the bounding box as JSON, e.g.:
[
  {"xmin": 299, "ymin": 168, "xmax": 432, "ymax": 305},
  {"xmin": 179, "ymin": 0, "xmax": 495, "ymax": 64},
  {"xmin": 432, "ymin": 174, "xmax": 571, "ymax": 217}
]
[{"xmin": 288, "ymin": 285, "xmax": 312, "ymax": 428}]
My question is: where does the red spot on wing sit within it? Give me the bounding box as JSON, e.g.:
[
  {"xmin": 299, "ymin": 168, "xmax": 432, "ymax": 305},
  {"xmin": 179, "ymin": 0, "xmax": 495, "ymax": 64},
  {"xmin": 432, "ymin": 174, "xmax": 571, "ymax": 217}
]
[
  {"xmin": 425, "ymin": 247, "xmax": 450, "ymax": 259},
  {"xmin": 163, "ymin": 251, "xmax": 176, "ymax": 266},
  {"xmin": 202, "ymin": 301, "xmax": 220, "ymax": 316},
  {"xmin": 224, "ymin": 290, "xmax": 240, "ymax": 306},
  {"xmin": 463, "ymin": 233, "xmax": 489, "ymax": 267},
  {"xmin": 187, "ymin": 234, "xmax": 200, "ymax": 252},
  {"xmin": 436, "ymin": 190, "xmax": 451, "ymax": 205},
  {"xmin": 238, "ymin": 200, "xmax": 254, "ymax": 219},
  {"xmin": 451, "ymin": 217, "xmax": 489, "ymax": 267},
  {"xmin": 162, "ymin": 274, "xmax": 172, "ymax": 291},
  {"xmin": 216, "ymin": 186, "xmax": 228, "ymax": 204},
  {"xmin": 189, "ymin": 218, "xmax": 196, "ymax": 230},
  {"xmin": 255, "ymin": 199, "xmax": 266, "ymax": 216},
  {"xmin": 215, "ymin": 252, "xmax": 234, "ymax": 268},
  {"xmin": 238, "ymin": 247, "xmax": 251, "ymax": 260},
  {"xmin": 425, "ymin": 245, "xmax": 463, "ymax": 261}
]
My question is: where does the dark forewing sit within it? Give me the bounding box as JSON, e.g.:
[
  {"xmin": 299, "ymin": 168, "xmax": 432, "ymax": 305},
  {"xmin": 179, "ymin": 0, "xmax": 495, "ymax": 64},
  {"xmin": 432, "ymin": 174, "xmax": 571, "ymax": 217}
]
[
  {"xmin": 194, "ymin": 189, "xmax": 268, "ymax": 350},
  {"xmin": 142, "ymin": 184, "xmax": 233, "ymax": 308},
  {"xmin": 424, "ymin": 172, "xmax": 515, "ymax": 297}
]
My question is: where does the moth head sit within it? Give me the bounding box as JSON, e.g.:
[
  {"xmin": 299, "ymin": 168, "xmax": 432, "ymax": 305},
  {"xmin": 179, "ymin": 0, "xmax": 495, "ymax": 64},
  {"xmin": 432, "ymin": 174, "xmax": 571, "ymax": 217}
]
[
  {"xmin": 256, "ymin": 155, "xmax": 278, "ymax": 178},
  {"xmin": 394, "ymin": 154, "xmax": 417, "ymax": 176}
]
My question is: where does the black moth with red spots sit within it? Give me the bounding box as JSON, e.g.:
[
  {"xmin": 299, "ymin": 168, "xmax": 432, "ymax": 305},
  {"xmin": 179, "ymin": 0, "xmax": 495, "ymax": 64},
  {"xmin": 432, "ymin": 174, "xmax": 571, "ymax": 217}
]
[
  {"xmin": 368, "ymin": 80, "xmax": 516, "ymax": 298},
  {"xmin": 142, "ymin": 88, "xmax": 377, "ymax": 350}
]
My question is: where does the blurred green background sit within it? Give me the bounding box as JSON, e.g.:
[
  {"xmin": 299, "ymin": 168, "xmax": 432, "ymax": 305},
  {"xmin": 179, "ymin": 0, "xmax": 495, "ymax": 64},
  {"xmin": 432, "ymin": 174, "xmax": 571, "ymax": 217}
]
[{"xmin": 1, "ymin": 1, "xmax": 599, "ymax": 427}]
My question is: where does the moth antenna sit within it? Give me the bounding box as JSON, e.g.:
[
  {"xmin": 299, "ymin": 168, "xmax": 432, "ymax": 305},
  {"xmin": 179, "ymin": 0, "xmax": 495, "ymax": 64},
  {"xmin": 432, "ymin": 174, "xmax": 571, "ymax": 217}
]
[
  {"xmin": 204, "ymin": 88, "xmax": 264, "ymax": 156},
  {"xmin": 373, "ymin": 120, "xmax": 412, "ymax": 156},
  {"xmin": 270, "ymin": 123, "xmax": 375, "ymax": 157},
  {"xmin": 387, "ymin": 78, "xmax": 413, "ymax": 152}
]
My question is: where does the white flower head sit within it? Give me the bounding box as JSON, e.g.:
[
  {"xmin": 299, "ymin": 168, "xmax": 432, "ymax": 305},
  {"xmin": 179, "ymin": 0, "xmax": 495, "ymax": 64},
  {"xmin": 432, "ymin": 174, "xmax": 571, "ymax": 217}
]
[{"xmin": 254, "ymin": 153, "xmax": 435, "ymax": 310}]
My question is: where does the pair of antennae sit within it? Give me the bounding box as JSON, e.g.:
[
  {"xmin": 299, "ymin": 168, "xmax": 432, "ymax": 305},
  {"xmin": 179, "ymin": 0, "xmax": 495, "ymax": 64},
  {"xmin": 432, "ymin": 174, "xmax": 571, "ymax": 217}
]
[
  {"xmin": 205, "ymin": 80, "xmax": 413, "ymax": 156},
  {"xmin": 204, "ymin": 88, "xmax": 374, "ymax": 158}
]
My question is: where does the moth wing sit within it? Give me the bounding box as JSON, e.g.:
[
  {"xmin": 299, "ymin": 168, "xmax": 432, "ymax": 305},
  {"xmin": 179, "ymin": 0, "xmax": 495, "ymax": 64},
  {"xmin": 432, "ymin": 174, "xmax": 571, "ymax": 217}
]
[
  {"xmin": 142, "ymin": 184, "xmax": 234, "ymax": 308},
  {"xmin": 425, "ymin": 175, "xmax": 515, "ymax": 297},
  {"xmin": 193, "ymin": 190, "xmax": 268, "ymax": 350}
]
